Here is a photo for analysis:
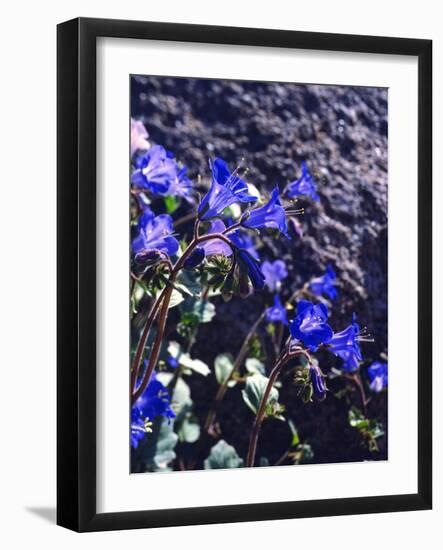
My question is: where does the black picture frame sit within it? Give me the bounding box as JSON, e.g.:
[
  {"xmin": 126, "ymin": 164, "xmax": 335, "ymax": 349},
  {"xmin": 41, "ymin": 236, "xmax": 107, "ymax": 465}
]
[{"xmin": 57, "ymin": 17, "xmax": 432, "ymax": 532}]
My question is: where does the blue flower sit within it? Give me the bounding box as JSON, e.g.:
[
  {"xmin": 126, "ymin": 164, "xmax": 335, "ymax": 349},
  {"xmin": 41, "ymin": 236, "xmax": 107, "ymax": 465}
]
[
  {"xmin": 198, "ymin": 158, "xmax": 258, "ymax": 221},
  {"xmin": 167, "ymin": 356, "xmax": 179, "ymax": 369},
  {"xmin": 167, "ymin": 165, "xmax": 195, "ymax": 203},
  {"xmin": 184, "ymin": 219, "xmax": 233, "ymax": 270},
  {"xmin": 310, "ymin": 264, "xmax": 337, "ymax": 300},
  {"xmin": 132, "ymin": 210, "xmax": 179, "ymax": 258},
  {"xmin": 200, "ymin": 219, "xmax": 233, "ymax": 257},
  {"xmin": 242, "ymin": 187, "xmax": 289, "ymax": 238},
  {"xmin": 261, "ymin": 259, "xmax": 288, "ymax": 292},
  {"xmin": 133, "ymin": 370, "xmax": 176, "ymax": 424},
  {"xmin": 290, "ymin": 300, "xmax": 333, "ymax": 352},
  {"xmin": 132, "ymin": 145, "xmax": 177, "ymax": 195},
  {"xmin": 227, "ymin": 226, "xmax": 259, "ymax": 260},
  {"xmin": 285, "ymin": 161, "xmax": 319, "ymax": 201},
  {"xmin": 131, "ymin": 408, "xmax": 148, "ymax": 449},
  {"xmin": 367, "ymin": 362, "xmax": 388, "ymax": 392},
  {"xmin": 228, "ymin": 230, "xmax": 266, "ymax": 291},
  {"xmin": 266, "ymin": 294, "xmax": 288, "ymax": 324},
  {"xmin": 310, "ymin": 364, "xmax": 327, "ymax": 400},
  {"xmin": 327, "ymin": 314, "xmax": 362, "ymax": 372}
]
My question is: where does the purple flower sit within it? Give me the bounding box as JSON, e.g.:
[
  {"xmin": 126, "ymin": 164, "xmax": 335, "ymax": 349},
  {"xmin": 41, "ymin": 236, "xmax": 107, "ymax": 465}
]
[
  {"xmin": 261, "ymin": 259, "xmax": 288, "ymax": 292},
  {"xmin": 310, "ymin": 264, "xmax": 337, "ymax": 300},
  {"xmin": 367, "ymin": 362, "xmax": 388, "ymax": 392},
  {"xmin": 200, "ymin": 219, "xmax": 233, "ymax": 257},
  {"xmin": 285, "ymin": 161, "xmax": 319, "ymax": 201},
  {"xmin": 228, "ymin": 229, "xmax": 265, "ymax": 291},
  {"xmin": 242, "ymin": 187, "xmax": 290, "ymax": 238},
  {"xmin": 131, "ymin": 372, "xmax": 175, "ymax": 449},
  {"xmin": 131, "ymin": 408, "xmax": 147, "ymax": 449},
  {"xmin": 198, "ymin": 158, "xmax": 258, "ymax": 221},
  {"xmin": 167, "ymin": 165, "xmax": 195, "ymax": 204},
  {"xmin": 310, "ymin": 364, "xmax": 327, "ymax": 400},
  {"xmin": 167, "ymin": 356, "xmax": 179, "ymax": 369},
  {"xmin": 132, "ymin": 209, "xmax": 179, "ymax": 258},
  {"xmin": 266, "ymin": 295, "xmax": 288, "ymax": 324},
  {"xmin": 236, "ymin": 249, "xmax": 266, "ymax": 291},
  {"xmin": 227, "ymin": 226, "xmax": 259, "ymax": 260},
  {"xmin": 133, "ymin": 370, "xmax": 176, "ymax": 423},
  {"xmin": 132, "ymin": 145, "xmax": 177, "ymax": 195},
  {"xmin": 184, "ymin": 219, "xmax": 233, "ymax": 269},
  {"xmin": 327, "ymin": 314, "xmax": 362, "ymax": 372},
  {"xmin": 290, "ymin": 300, "xmax": 333, "ymax": 352},
  {"xmin": 131, "ymin": 118, "xmax": 150, "ymax": 157}
]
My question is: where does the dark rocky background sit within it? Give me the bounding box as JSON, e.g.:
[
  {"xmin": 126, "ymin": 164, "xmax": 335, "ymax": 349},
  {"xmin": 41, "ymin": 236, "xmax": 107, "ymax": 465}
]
[{"xmin": 131, "ymin": 76, "xmax": 388, "ymax": 467}]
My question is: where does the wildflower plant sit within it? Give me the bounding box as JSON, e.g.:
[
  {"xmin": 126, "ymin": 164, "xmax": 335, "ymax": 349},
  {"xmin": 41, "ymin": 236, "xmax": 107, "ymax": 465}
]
[{"xmin": 129, "ymin": 118, "xmax": 388, "ymax": 472}]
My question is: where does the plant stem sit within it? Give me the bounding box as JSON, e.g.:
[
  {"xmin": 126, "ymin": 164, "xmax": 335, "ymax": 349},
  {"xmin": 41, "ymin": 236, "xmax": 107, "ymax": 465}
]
[
  {"xmin": 173, "ymin": 211, "xmax": 197, "ymax": 229},
  {"xmin": 350, "ymin": 372, "xmax": 370, "ymax": 413},
  {"xmin": 274, "ymin": 448, "xmax": 290, "ymax": 467},
  {"xmin": 246, "ymin": 348, "xmax": 310, "ymax": 467},
  {"xmin": 204, "ymin": 284, "xmax": 310, "ymax": 434},
  {"xmin": 130, "ymin": 287, "xmax": 166, "ymax": 395},
  {"xmin": 204, "ymin": 310, "xmax": 266, "ymax": 434},
  {"xmin": 222, "ymin": 221, "xmax": 242, "ymax": 235},
  {"xmin": 131, "ymin": 228, "xmax": 235, "ymax": 404}
]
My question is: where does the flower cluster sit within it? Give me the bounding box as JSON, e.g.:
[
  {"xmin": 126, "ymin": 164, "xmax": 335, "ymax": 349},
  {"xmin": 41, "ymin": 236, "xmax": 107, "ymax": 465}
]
[{"xmin": 129, "ymin": 119, "xmax": 387, "ymax": 472}]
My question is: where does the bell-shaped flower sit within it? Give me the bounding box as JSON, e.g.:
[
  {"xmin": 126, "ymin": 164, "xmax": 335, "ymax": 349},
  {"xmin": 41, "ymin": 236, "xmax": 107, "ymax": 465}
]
[
  {"xmin": 310, "ymin": 264, "xmax": 337, "ymax": 300},
  {"xmin": 262, "ymin": 259, "xmax": 288, "ymax": 292},
  {"xmin": 266, "ymin": 294, "xmax": 288, "ymax": 324},
  {"xmin": 131, "ymin": 145, "xmax": 177, "ymax": 195},
  {"xmin": 285, "ymin": 161, "xmax": 320, "ymax": 201},
  {"xmin": 310, "ymin": 364, "xmax": 327, "ymax": 400},
  {"xmin": 166, "ymin": 165, "xmax": 195, "ymax": 204},
  {"xmin": 228, "ymin": 229, "xmax": 266, "ymax": 291},
  {"xmin": 237, "ymin": 249, "xmax": 266, "ymax": 291},
  {"xmin": 131, "ymin": 408, "xmax": 148, "ymax": 449},
  {"xmin": 367, "ymin": 362, "xmax": 388, "ymax": 392},
  {"xmin": 184, "ymin": 220, "xmax": 233, "ymax": 270},
  {"xmin": 132, "ymin": 209, "xmax": 179, "ymax": 258},
  {"xmin": 242, "ymin": 187, "xmax": 290, "ymax": 238},
  {"xmin": 198, "ymin": 158, "xmax": 258, "ymax": 221},
  {"xmin": 226, "ymin": 222, "xmax": 259, "ymax": 260},
  {"xmin": 290, "ymin": 300, "xmax": 333, "ymax": 352},
  {"xmin": 327, "ymin": 314, "xmax": 362, "ymax": 372},
  {"xmin": 133, "ymin": 370, "xmax": 176, "ymax": 424}
]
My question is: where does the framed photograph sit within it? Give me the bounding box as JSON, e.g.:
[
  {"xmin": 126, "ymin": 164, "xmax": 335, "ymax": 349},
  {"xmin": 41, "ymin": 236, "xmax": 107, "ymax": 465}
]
[{"xmin": 57, "ymin": 17, "xmax": 432, "ymax": 532}]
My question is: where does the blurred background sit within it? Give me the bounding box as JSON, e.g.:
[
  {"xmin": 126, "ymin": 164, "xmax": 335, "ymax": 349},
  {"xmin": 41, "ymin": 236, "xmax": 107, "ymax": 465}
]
[{"xmin": 131, "ymin": 76, "xmax": 388, "ymax": 466}]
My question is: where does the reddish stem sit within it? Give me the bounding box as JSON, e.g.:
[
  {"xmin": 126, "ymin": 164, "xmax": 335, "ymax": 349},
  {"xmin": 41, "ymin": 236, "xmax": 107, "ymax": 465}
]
[
  {"xmin": 131, "ymin": 230, "xmax": 235, "ymax": 404},
  {"xmin": 246, "ymin": 348, "xmax": 310, "ymax": 467}
]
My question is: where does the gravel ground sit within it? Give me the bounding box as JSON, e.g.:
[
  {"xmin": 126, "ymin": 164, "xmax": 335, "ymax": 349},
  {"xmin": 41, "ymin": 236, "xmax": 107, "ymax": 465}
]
[{"xmin": 131, "ymin": 76, "xmax": 388, "ymax": 467}]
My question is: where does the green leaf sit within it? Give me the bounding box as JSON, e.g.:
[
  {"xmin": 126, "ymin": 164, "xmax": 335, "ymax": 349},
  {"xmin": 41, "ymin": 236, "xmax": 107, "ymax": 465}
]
[
  {"xmin": 245, "ymin": 358, "xmax": 265, "ymax": 376},
  {"xmin": 176, "ymin": 270, "xmax": 202, "ymax": 297},
  {"xmin": 181, "ymin": 299, "xmax": 215, "ymax": 323},
  {"xmin": 166, "ymin": 289, "xmax": 185, "ymax": 309},
  {"xmin": 241, "ymin": 373, "xmax": 279, "ymax": 415},
  {"xmin": 204, "ymin": 440, "xmax": 244, "ymax": 469},
  {"xmin": 138, "ymin": 417, "xmax": 178, "ymax": 472},
  {"xmin": 178, "ymin": 410, "xmax": 201, "ymax": 443},
  {"xmin": 348, "ymin": 407, "xmax": 370, "ymax": 429},
  {"xmin": 167, "ymin": 341, "xmax": 210, "ymax": 376},
  {"xmin": 183, "ymin": 359, "xmax": 210, "ymax": 376},
  {"xmin": 288, "ymin": 420, "xmax": 300, "ymax": 447},
  {"xmin": 157, "ymin": 372, "xmax": 192, "ymax": 417},
  {"xmin": 164, "ymin": 195, "xmax": 179, "ymax": 214},
  {"xmin": 214, "ymin": 353, "xmax": 236, "ymax": 387}
]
